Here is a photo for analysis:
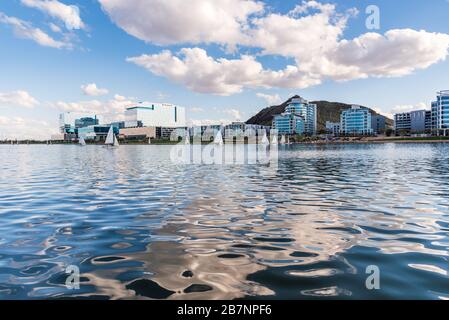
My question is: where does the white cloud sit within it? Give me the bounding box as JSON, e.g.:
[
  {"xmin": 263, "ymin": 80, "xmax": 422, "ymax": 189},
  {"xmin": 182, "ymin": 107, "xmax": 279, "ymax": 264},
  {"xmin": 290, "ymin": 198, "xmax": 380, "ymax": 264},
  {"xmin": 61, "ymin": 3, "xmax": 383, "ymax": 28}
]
[
  {"xmin": 256, "ymin": 93, "xmax": 282, "ymax": 105},
  {"xmin": 98, "ymin": 0, "xmax": 263, "ymax": 47},
  {"xmin": 190, "ymin": 107, "xmax": 204, "ymax": 113},
  {"xmin": 21, "ymin": 0, "xmax": 85, "ymax": 30},
  {"xmin": 391, "ymin": 102, "xmax": 429, "ymax": 115},
  {"xmin": 54, "ymin": 94, "xmax": 136, "ymax": 123},
  {"xmin": 0, "ymin": 90, "xmax": 39, "ymax": 108},
  {"xmin": 0, "ymin": 116, "xmax": 57, "ymax": 140},
  {"xmin": 119, "ymin": 0, "xmax": 449, "ymax": 95},
  {"xmin": 81, "ymin": 83, "xmax": 109, "ymax": 96},
  {"xmin": 223, "ymin": 109, "xmax": 242, "ymax": 121},
  {"xmin": 127, "ymin": 48, "xmax": 319, "ymax": 95},
  {"xmin": 0, "ymin": 12, "xmax": 71, "ymax": 49}
]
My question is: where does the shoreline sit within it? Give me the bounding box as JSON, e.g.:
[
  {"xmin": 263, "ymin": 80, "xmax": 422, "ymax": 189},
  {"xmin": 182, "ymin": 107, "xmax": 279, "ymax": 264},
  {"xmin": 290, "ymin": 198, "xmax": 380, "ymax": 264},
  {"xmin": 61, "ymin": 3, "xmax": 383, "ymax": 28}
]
[{"xmin": 2, "ymin": 138, "xmax": 449, "ymax": 145}]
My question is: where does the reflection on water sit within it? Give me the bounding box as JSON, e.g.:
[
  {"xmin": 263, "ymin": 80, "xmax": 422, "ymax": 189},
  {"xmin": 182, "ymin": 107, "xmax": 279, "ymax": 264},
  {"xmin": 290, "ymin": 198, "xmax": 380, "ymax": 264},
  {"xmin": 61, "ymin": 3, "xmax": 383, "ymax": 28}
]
[{"xmin": 0, "ymin": 143, "xmax": 448, "ymax": 299}]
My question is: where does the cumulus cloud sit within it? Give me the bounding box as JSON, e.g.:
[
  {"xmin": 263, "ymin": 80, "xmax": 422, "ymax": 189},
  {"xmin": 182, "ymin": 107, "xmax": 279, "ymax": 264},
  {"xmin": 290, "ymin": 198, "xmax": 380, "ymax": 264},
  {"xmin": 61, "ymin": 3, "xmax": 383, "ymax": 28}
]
[
  {"xmin": 391, "ymin": 102, "xmax": 429, "ymax": 115},
  {"xmin": 0, "ymin": 116, "xmax": 57, "ymax": 140},
  {"xmin": 127, "ymin": 48, "xmax": 319, "ymax": 95},
  {"xmin": 0, "ymin": 90, "xmax": 39, "ymax": 108},
  {"xmin": 0, "ymin": 12, "xmax": 71, "ymax": 49},
  {"xmin": 98, "ymin": 0, "xmax": 263, "ymax": 47},
  {"xmin": 21, "ymin": 0, "xmax": 85, "ymax": 30},
  {"xmin": 256, "ymin": 93, "xmax": 282, "ymax": 105},
  {"xmin": 54, "ymin": 94, "xmax": 136, "ymax": 123},
  {"xmin": 223, "ymin": 109, "xmax": 242, "ymax": 121},
  {"xmin": 81, "ymin": 83, "xmax": 109, "ymax": 96},
  {"xmin": 118, "ymin": 0, "xmax": 449, "ymax": 95}
]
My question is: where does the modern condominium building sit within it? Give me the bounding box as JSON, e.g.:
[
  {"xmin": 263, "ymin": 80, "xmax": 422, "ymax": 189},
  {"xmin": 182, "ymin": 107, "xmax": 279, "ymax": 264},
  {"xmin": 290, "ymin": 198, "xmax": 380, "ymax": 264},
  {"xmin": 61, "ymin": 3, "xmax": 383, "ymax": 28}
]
[
  {"xmin": 431, "ymin": 90, "xmax": 449, "ymax": 135},
  {"xmin": 272, "ymin": 97, "xmax": 317, "ymax": 135},
  {"xmin": 340, "ymin": 105, "xmax": 373, "ymax": 135},
  {"xmin": 394, "ymin": 110, "xmax": 432, "ymax": 134},
  {"xmin": 124, "ymin": 103, "xmax": 186, "ymax": 128}
]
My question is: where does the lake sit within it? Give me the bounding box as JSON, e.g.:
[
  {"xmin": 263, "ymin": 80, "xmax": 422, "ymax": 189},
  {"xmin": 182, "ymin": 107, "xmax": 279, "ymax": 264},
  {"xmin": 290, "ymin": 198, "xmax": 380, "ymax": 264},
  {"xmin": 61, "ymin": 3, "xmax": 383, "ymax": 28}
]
[{"xmin": 0, "ymin": 143, "xmax": 448, "ymax": 299}]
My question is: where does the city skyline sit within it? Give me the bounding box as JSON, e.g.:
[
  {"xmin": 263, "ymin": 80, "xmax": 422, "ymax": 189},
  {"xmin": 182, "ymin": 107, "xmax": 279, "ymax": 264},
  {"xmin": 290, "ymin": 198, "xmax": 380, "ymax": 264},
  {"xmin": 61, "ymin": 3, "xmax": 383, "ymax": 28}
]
[{"xmin": 1, "ymin": 0, "xmax": 449, "ymax": 139}]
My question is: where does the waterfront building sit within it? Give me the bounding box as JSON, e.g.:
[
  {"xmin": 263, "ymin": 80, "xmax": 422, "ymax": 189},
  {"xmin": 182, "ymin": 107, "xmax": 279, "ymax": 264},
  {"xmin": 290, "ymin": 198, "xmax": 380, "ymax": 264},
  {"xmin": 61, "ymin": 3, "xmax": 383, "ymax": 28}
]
[
  {"xmin": 272, "ymin": 97, "xmax": 316, "ymax": 135},
  {"xmin": 285, "ymin": 97, "xmax": 317, "ymax": 135},
  {"xmin": 75, "ymin": 116, "xmax": 99, "ymax": 129},
  {"xmin": 273, "ymin": 113, "xmax": 305, "ymax": 135},
  {"xmin": 59, "ymin": 112, "xmax": 101, "ymax": 134},
  {"xmin": 394, "ymin": 110, "xmax": 432, "ymax": 134},
  {"xmin": 340, "ymin": 105, "xmax": 373, "ymax": 136},
  {"xmin": 78, "ymin": 125, "xmax": 119, "ymax": 141},
  {"xmin": 124, "ymin": 103, "xmax": 186, "ymax": 128},
  {"xmin": 119, "ymin": 127, "xmax": 156, "ymax": 141},
  {"xmin": 431, "ymin": 90, "xmax": 449, "ymax": 135},
  {"xmin": 371, "ymin": 115, "xmax": 387, "ymax": 134},
  {"xmin": 325, "ymin": 121, "xmax": 340, "ymax": 136}
]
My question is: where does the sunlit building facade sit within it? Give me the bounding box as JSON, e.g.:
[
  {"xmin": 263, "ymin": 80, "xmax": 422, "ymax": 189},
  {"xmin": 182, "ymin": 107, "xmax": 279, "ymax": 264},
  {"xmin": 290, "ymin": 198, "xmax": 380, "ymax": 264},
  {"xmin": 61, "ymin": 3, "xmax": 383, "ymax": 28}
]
[
  {"xmin": 124, "ymin": 103, "xmax": 186, "ymax": 128},
  {"xmin": 272, "ymin": 97, "xmax": 316, "ymax": 135},
  {"xmin": 431, "ymin": 90, "xmax": 449, "ymax": 135},
  {"xmin": 340, "ymin": 105, "xmax": 373, "ymax": 136}
]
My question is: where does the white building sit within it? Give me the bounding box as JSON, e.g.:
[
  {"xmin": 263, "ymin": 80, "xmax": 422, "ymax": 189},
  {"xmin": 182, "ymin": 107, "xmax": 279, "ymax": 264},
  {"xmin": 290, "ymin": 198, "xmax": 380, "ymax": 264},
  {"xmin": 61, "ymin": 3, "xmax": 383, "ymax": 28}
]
[{"xmin": 124, "ymin": 103, "xmax": 186, "ymax": 128}]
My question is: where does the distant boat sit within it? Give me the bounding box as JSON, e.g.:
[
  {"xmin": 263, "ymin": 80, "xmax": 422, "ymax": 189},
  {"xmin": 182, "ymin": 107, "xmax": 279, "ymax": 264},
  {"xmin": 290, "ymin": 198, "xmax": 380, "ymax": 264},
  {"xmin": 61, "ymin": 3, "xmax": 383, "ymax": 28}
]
[
  {"xmin": 271, "ymin": 134, "xmax": 278, "ymax": 145},
  {"xmin": 105, "ymin": 126, "xmax": 119, "ymax": 147},
  {"xmin": 280, "ymin": 135, "xmax": 286, "ymax": 145},
  {"xmin": 78, "ymin": 136, "xmax": 86, "ymax": 146},
  {"xmin": 184, "ymin": 132, "xmax": 190, "ymax": 145},
  {"xmin": 214, "ymin": 130, "xmax": 223, "ymax": 146},
  {"xmin": 261, "ymin": 132, "xmax": 269, "ymax": 145},
  {"xmin": 148, "ymin": 136, "xmax": 151, "ymax": 145}
]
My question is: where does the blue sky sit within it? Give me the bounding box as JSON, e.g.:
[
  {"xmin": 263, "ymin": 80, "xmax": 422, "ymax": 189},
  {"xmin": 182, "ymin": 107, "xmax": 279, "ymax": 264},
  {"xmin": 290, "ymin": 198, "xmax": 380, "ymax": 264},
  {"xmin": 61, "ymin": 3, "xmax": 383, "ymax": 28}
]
[{"xmin": 1, "ymin": 0, "xmax": 449, "ymax": 139}]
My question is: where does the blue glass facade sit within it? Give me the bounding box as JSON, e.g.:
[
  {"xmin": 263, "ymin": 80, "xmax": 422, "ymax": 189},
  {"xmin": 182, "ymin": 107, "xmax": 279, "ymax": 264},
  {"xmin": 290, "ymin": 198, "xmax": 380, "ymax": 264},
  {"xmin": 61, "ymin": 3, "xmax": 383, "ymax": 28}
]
[
  {"xmin": 273, "ymin": 113, "xmax": 305, "ymax": 135},
  {"xmin": 272, "ymin": 97, "xmax": 316, "ymax": 135},
  {"xmin": 340, "ymin": 105, "xmax": 373, "ymax": 135},
  {"xmin": 432, "ymin": 90, "xmax": 449, "ymax": 133}
]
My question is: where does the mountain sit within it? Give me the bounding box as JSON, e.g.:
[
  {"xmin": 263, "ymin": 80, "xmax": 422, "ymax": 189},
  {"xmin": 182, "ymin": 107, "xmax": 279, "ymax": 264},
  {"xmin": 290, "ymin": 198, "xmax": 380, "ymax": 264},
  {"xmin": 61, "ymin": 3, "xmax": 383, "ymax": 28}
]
[{"xmin": 246, "ymin": 95, "xmax": 393, "ymax": 132}]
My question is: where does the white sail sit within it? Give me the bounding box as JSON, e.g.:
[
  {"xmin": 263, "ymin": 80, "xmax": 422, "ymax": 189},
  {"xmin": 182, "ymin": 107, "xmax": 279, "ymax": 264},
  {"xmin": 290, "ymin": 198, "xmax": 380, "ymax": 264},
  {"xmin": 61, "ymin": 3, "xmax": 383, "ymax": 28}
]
[
  {"xmin": 280, "ymin": 135, "xmax": 286, "ymax": 145},
  {"xmin": 148, "ymin": 137, "xmax": 151, "ymax": 144},
  {"xmin": 214, "ymin": 130, "xmax": 223, "ymax": 145},
  {"xmin": 287, "ymin": 136, "xmax": 290, "ymax": 144},
  {"xmin": 271, "ymin": 134, "xmax": 278, "ymax": 145},
  {"xmin": 261, "ymin": 132, "xmax": 269, "ymax": 145},
  {"xmin": 105, "ymin": 126, "xmax": 114, "ymax": 145},
  {"xmin": 184, "ymin": 132, "xmax": 190, "ymax": 145},
  {"xmin": 79, "ymin": 136, "xmax": 86, "ymax": 146},
  {"xmin": 113, "ymin": 135, "xmax": 120, "ymax": 147}
]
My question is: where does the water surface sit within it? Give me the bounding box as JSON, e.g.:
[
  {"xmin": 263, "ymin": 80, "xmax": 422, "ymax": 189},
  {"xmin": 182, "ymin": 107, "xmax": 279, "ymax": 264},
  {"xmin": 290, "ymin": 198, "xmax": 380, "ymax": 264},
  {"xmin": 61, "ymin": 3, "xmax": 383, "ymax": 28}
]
[{"xmin": 0, "ymin": 143, "xmax": 448, "ymax": 299}]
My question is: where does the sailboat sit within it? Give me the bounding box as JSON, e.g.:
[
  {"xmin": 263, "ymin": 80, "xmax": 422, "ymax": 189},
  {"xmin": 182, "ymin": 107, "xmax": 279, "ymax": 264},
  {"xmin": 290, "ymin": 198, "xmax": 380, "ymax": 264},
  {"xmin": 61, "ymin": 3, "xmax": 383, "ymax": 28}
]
[
  {"xmin": 271, "ymin": 134, "xmax": 278, "ymax": 145},
  {"xmin": 184, "ymin": 132, "xmax": 190, "ymax": 145},
  {"xmin": 148, "ymin": 136, "xmax": 151, "ymax": 144},
  {"xmin": 280, "ymin": 135, "xmax": 286, "ymax": 145},
  {"xmin": 105, "ymin": 126, "xmax": 119, "ymax": 148},
  {"xmin": 261, "ymin": 131, "xmax": 269, "ymax": 145},
  {"xmin": 78, "ymin": 136, "xmax": 86, "ymax": 146},
  {"xmin": 214, "ymin": 130, "xmax": 223, "ymax": 146}
]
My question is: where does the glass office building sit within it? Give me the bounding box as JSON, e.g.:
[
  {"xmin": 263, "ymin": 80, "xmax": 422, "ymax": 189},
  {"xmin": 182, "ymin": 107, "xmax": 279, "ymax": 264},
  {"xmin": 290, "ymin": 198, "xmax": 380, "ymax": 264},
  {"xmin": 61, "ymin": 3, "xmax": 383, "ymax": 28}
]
[
  {"xmin": 124, "ymin": 103, "xmax": 186, "ymax": 128},
  {"xmin": 340, "ymin": 105, "xmax": 373, "ymax": 136},
  {"xmin": 273, "ymin": 113, "xmax": 305, "ymax": 135},
  {"xmin": 431, "ymin": 90, "xmax": 449, "ymax": 135},
  {"xmin": 272, "ymin": 97, "xmax": 316, "ymax": 135}
]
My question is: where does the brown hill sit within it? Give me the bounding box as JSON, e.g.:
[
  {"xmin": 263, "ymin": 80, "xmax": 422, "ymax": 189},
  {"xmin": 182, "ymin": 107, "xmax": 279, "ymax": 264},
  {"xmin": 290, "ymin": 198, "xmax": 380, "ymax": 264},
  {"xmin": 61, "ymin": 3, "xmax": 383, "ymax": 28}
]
[{"xmin": 246, "ymin": 95, "xmax": 393, "ymax": 132}]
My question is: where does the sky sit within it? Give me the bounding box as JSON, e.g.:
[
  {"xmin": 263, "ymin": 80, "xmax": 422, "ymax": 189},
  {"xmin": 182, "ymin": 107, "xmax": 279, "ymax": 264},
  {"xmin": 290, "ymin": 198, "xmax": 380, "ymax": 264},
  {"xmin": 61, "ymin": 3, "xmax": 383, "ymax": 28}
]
[{"xmin": 1, "ymin": 0, "xmax": 449, "ymax": 139}]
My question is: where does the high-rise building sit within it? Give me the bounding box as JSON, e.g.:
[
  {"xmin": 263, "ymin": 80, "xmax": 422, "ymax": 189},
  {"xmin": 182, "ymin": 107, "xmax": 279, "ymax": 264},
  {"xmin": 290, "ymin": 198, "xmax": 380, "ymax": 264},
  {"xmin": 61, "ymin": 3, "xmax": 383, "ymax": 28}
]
[
  {"xmin": 371, "ymin": 115, "xmax": 387, "ymax": 134},
  {"xmin": 431, "ymin": 90, "xmax": 449, "ymax": 135},
  {"xmin": 124, "ymin": 103, "xmax": 186, "ymax": 128},
  {"xmin": 340, "ymin": 105, "xmax": 373, "ymax": 136},
  {"xmin": 272, "ymin": 97, "xmax": 316, "ymax": 135},
  {"xmin": 394, "ymin": 110, "xmax": 432, "ymax": 134}
]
